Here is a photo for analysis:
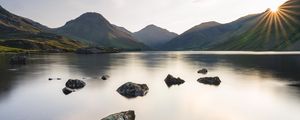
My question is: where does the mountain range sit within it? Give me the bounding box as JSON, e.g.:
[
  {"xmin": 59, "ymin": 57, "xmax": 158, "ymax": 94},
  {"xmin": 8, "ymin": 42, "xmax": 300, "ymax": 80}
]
[
  {"xmin": 163, "ymin": 0, "xmax": 300, "ymax": 51},
  {"xmin": 0, "ymin": 5, "xmax": 86, "ymax": 52},
  {"xmin": 52, "ymin": 12, "xmax": 148, "ymax": 51},
  {"xmin": 133, "ymin": 25, "xmax": 178, "ymax": 49},
  {"xmin": 0, "ymin": 0, "xmax": 299, "ymax": 52}
]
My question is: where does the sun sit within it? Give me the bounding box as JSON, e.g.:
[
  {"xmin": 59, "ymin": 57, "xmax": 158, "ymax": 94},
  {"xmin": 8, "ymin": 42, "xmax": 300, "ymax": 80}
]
[
  {"xmin": 269, "ymin": 0, "xmax": 287, "ymax": 12},
  {"xmin": 270, "ymin": 6, "xmax": 279, "ymax": 12}
]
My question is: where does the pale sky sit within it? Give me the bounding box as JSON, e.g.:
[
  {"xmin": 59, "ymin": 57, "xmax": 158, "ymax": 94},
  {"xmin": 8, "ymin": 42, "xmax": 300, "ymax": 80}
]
[{"xmin": 0, "ymin": 0, "xmax": 287, "ymax": 34}]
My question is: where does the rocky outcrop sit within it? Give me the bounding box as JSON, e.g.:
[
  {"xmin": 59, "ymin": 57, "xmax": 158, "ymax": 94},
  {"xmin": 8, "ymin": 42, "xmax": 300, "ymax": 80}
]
[
  {"xmin": 164, "ymin": 74, "xmax": 185, "ymax": 87},
  {"xmin": 197, "ymin": 77, "xmax": 221, "ymax": 86},
  {"xmin": 65, "ymin": 79, "xmax": 86, "ymax": 89},
  {"xmin": 9, "ymin": 55, "xmax": 27, "ymax": 65},
  {"xmin": 117, "ymin": 82, "xmax": 149, "ymax": 98},
  {"xmin": 101, "ymin": 110, "xmax": 135, "ymax": 120},
  {"xmin": 197, "ymin": 68, "xmax": 208, "ymax": 74}
]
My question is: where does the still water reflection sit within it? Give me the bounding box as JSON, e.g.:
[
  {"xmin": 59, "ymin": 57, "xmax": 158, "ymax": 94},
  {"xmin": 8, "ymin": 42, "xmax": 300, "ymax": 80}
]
[{"xmin": 0, "ymin": 51, "xmax": 300, "ymax": 120}]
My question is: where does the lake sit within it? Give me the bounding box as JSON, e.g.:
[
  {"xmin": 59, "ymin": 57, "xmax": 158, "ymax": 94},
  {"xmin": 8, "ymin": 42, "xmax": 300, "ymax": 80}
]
[{"xmin": 0, "ymin": 51, "xmax": 300, "ymax": 120}]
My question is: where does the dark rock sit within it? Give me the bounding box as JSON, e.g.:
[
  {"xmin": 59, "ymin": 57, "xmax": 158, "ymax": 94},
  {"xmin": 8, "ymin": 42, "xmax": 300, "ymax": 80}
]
[
  {"xmin": 101, "ymin": 110, "xmax": 135, "ymax": 120},
  {"xmin": 117, "ymin": 82, "xmax": 149, "ymax": 98},
  {"xmin": 101, "ymin": 75, "xmax": 110, "ymax": 80},
  {"xmin": 197, "ymin": 77, "xmax": 221, "ymax": 86},
  {"xmin": 9, "ymin": 55, "xmax": 27, "ymax": 65},
  {"xmin": 62, "ymin": 87, "xmax": 75, "ymax": 95},
  {"xmin": 164, "ymin": 74, "xmax": 185, "ymax": 87},
  {"xmin": 48, "ymin": 78, "xmax": 53, "ymax": 80},
  {"xmin": 57, "ymin": 78, "xmax": 62, "ymax": 80},
  {"xmin": 65, "ymin": 79, "xmax": 86, "ymax": 89},
  {"xmin": 198, "ymin": 68, "xmax": 208, "ymax": 74}
]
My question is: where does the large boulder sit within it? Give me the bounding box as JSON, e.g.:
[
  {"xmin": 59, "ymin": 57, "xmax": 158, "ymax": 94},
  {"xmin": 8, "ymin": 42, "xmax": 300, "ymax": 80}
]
[
  {"xmin": 101, "ymin": 110, "xmax": 135, "ymax": 120},
  {"xmin": 117, "ymin": 82, "xmax": 149, "ymax": 98},
  {"xmin": 164, "ymin": 74, "xmax": 185, "ymax": 87},
  {"xmin": 65, "ymin": 79, "xmax": 86, "ymax": 89},
  {"xmin": 197, "ymin": 68, "xmax": 208, "ymax": 74},
  {"xmin": 9, "ymin": 55, "xmax": 27, "ymax": 65},
  {"xmin": 197, "ymin": 77, "xmax": 221, "ymax": 86}
]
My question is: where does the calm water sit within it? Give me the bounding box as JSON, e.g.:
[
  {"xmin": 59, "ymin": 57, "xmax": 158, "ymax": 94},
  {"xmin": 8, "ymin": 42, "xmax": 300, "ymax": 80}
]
[{"xmin": 1, "ymin": 51, "xmax": 300, "ymax": 120}]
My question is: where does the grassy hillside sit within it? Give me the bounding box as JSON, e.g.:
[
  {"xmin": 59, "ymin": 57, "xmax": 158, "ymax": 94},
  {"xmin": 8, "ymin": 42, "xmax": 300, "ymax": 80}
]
[
  {"xmin": 210, "ymin": 0, "xmax": 300, "ymax": 51},
  {"xmin": 0, "ymin": 5, "xmax": 87, "ymax": 53}
]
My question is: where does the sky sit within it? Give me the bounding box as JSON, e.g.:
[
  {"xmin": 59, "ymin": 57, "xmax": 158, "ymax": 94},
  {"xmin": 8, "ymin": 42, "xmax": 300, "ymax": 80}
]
[{"xmin": 0, "ymin": 0, "xmax": 288, "ymax": 34}]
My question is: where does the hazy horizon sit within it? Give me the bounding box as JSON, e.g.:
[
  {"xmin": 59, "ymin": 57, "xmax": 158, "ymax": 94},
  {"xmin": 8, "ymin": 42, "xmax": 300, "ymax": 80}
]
[{"xmin": 0, "ymin": 0, "xmax": 288, "ymax": 34}]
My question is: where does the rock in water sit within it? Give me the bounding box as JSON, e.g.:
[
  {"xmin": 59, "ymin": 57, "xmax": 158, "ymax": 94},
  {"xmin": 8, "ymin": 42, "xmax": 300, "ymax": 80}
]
[
  {"xmin": 65, "ymin": 79, "xmax": 86, "ymax": 89},
  {"xmin": 101, "ymin": 75, "xmax": 110, "ymax": 80},
  {"xmin": 101, "ymin": 110, "xmax": 135, "ymax": 120},
  {"xmin": 117, "ymin": 82, "xmax": 149, "ymax": 98},
  {"xmin": 197, "ymin": 68, "xmax": 208, "ymax": 74},
  {"xmin": 197, "ymin": 77, "xmax": 221, "ymax": 86},
  {"xmin": 62, "ymin": 87, "xmax": 75, "ymax": 95},
  {"xmin": 9, "ymin": 55, "xmax": 27, "ymax": 65},
  {"xmin": 164, "ymin": 74, "xmax": 185, "ymax": 87}
]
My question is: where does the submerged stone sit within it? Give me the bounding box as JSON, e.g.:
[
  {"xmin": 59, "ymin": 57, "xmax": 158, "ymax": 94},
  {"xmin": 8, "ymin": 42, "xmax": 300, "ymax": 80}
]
[
  {"xmin": 197, "ymin": 68, "xmax": 208, "ymax": 74},
  {"xmin": 101, "ymin": 110, "xmax": 135, "ymax": 120},
  {"xmin": 164, "ymin": 74, "xmax": 185, "ymax": 87},
  {"xmin": 62, "ymin": 87, "xmax": 75, "ymax": 95},
  {"xmin": 197, "ymin": 77, "xmax": 221, "ymax": 86},
  {"xmin": 117, "ymin": 82, "xmax": 149, "ymax": 98},
  {"xmin": 65, "ymin": 79, "xmax": 86, "ymax": 89}
]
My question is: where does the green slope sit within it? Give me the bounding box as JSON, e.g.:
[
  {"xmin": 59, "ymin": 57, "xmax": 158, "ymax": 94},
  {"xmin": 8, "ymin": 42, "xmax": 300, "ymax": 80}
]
[
  {"xmin": 0, "ymin": 5, "xmax": 86, "ymax": 52},
  {"xmin": 211, "ymin": 0, "xmax": 300, "ymax": 51}
]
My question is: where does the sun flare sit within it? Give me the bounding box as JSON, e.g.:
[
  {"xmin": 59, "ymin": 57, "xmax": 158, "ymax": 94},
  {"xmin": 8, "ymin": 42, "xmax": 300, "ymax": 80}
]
[
  {"xmin": 270, "ymin": 6, "xmax": 279, "ymax": 12},
  {"xmin": 269, "ymin": 0, "xmax": 287, "ymax": 12}
]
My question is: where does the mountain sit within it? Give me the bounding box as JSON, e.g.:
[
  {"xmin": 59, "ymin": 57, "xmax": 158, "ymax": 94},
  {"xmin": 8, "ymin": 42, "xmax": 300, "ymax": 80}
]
[
  {"xmin": 0, "ymin": 5, "xmax": 86, "ymax": 52},
  {"xmin": 163, "ymin": 0, "xmax": 300, "ymax": 51},
  {"xmin": 133, "ymin": 25, "xmax": 178, "ymax": 48},
  {"xmin": 162, "ymin": 14, "xmax": 261, "ymax": 50},
  {"xmin": 213, "ymin": 0, "xmax": 300, "ymax": 51},
  {"xmin": 53, "ymin": 12, "xmax": 148, "ymax": 50}
]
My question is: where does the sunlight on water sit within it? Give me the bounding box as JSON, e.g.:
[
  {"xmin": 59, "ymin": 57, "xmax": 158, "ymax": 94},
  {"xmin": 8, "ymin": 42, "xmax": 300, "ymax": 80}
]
[{"xmin": 0, "ymin": 52, "xmax": 300, "ymax": 120}]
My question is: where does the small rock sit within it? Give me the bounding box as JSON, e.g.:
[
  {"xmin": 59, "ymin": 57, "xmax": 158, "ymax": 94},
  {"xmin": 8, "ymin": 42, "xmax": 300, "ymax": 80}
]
[
  {"xmin": 117, "ymin": 82, "xmax": 149, "ymax": 98},
  {"xmin": 164, "ymin": 74, "xmax": 185, "ymax": 87},
  {"xmin": 197, "ymin": 77, "xmax": 221, "ymax": 86},
  {"xmin": 101, "ymin": 110, "xmax": 135, "ymax": 120},
  {"xmin": 62, "ymin": 87, "xmax": 75, "ymax": 95},
  {"xmin": 65, "ymin": 79, "xmax": 86, "ymax": 89},
  {"xmin": 48, "ymin": 78, "xmax": 53, "ymax": 80},
  {"xmin": 101, "ymin": 75, "xmax": 110, "ymax": 80},
  {"xmin": 197, "ymin": 68, "xmax": 208, "ymax": 74}
]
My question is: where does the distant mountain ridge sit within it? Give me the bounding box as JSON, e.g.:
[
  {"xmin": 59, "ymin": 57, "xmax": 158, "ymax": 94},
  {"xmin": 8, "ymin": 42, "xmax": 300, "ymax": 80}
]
[
  {"xmin": 53, "ymin": 12, "xmax": 148, "ymax": 50},
  {"xmin": 163, "ymin": 0, "xmax": 300, "ymax": 51},
  {"xmin": 162, "ymin": 14, "xmax": 261, "ymax": 50},
  {"xmin": 133, "ymin": 24, "xmax": 178, "ymax": 48},
  {"xmin": 213, "ymin": 0, "xmax": 300, "ymax": 51}
]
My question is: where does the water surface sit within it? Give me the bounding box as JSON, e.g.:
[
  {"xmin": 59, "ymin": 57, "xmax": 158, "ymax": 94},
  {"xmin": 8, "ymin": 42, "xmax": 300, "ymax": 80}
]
[{"xmin": 0, "ymin": 51, "xmax": 300, "ymax": 120}]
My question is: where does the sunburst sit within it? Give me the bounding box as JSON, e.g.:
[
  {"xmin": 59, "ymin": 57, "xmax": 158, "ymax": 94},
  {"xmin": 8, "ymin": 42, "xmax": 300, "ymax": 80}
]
[{"xmin": 250, "ymin": 0, "xmax": 300, "ymax": 47}]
